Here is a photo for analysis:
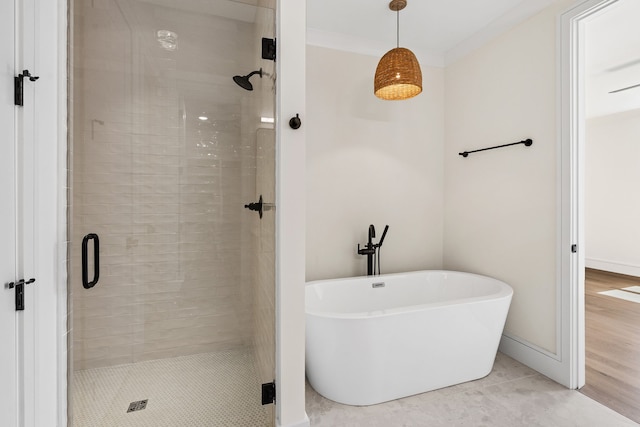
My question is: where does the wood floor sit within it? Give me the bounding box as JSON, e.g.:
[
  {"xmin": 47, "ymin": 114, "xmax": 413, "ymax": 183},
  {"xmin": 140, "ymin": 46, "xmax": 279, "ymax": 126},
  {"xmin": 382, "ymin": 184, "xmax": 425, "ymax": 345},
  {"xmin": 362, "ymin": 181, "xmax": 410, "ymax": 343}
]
[{"xmin": 580, "ymin": 268, "xmax": 640, "ymax": 423}]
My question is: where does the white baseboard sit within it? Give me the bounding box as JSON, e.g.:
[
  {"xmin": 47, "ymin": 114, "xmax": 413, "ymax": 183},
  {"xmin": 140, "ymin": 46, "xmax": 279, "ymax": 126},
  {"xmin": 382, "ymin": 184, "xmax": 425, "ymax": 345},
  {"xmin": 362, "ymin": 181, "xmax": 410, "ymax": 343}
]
[
  {"xmin": 585, "ymin": 259, "xmax": 640, "ymax": 278},
  {"xmin": 499, "ymin": 334, "xmax": 571, "ymax": 388},
  {"xmin": 277, "ymin": 414, "xmax": 310, "ymax": 427}
]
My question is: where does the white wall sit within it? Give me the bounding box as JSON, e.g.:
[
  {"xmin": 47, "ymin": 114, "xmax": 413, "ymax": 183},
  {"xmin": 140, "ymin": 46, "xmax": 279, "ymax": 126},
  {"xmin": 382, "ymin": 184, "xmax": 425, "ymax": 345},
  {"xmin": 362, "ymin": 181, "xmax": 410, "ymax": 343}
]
[
  {"xmin": 276, "ymin": 1, "xmax": 308, "ymax": 426},
  {"xmin": 444, "ymin": 0, "xmax": 573, "ymax": 354},
  {"xmin": 586, "ymin": 108, "xmax": 640, "ymax": 277},
  {"xmin": 306, "ymin": 46, "xmax": 445, "ymax": 281}
]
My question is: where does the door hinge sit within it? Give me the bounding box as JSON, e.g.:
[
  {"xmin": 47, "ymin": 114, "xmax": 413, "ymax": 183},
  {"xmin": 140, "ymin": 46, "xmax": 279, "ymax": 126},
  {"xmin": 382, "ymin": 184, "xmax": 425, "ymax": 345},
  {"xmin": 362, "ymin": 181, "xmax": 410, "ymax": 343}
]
[
  {"xmin": 262, "ymin": 38, "xmax": 276, "ymax": 61},
  {"xmin": 261, "ymin": 380, "xmax": 276, "ymax": 405},
  {"xmin": 7, "ymin": 278, "xmax": 36, "ymax": 311},
  {"xmin": 15, "ymin": 69, "xmax": 39, "ymax": 106},
  {"xmin": 571, "ymin": 244, "xmax": 578, "ymax": 253}
]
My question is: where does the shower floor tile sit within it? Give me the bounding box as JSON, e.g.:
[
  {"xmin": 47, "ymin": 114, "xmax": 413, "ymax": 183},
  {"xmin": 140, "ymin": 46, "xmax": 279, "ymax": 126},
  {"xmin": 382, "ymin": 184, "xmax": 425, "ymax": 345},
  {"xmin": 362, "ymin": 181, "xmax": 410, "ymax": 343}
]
[{"xmin": 72, "ymin": 349, "xmax": 271, "ymax": 427}]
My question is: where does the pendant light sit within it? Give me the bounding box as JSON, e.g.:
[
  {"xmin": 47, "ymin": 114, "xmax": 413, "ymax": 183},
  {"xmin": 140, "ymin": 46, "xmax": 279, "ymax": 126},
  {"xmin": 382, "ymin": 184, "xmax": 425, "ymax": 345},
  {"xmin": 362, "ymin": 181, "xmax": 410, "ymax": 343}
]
[{"xmin": 374, "ymin": 0, "xmax": 422, "ymax": 100}]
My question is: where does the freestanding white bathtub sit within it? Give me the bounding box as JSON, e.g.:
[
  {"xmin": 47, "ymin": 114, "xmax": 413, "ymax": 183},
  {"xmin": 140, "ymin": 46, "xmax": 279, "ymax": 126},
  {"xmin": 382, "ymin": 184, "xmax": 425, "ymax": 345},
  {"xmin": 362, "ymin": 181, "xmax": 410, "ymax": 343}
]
[{"xmin": 305, "ymin": 270, "xmax": 513, "ymax": 406}]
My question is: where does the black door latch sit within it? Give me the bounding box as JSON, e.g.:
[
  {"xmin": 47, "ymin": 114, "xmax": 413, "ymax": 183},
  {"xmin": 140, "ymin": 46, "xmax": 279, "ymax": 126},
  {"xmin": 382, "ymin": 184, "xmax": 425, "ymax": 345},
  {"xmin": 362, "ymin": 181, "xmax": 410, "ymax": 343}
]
[
  {"xmin": 15, "ymin": 69, "xmax": 39, "ymax": 106},
  {"xmin": 7, "ymin": 278, "xmax": 36, "ymax": 311}
]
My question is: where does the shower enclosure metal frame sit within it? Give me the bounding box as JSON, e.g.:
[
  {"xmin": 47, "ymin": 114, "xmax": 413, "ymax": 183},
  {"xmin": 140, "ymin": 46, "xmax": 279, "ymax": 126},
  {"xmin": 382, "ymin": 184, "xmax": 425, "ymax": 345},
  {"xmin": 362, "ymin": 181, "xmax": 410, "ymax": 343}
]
[{"xmin": 66, "ymin": 0, "xmax": 279, "ymax": 425}]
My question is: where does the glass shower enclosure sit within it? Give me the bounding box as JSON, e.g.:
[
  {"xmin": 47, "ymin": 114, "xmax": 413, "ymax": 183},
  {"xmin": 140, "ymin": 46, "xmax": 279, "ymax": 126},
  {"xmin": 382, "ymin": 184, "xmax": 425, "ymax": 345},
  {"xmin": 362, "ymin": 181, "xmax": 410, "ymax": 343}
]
[{"xmin": 68, "ymin": 1, "xmax": 276, "ymax": 425}]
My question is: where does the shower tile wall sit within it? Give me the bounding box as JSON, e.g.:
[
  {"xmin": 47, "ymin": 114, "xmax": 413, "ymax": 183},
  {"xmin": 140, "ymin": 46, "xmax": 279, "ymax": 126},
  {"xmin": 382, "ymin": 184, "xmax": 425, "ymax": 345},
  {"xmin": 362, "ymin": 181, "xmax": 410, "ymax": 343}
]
[{"xmin": 72, "ymin": 0, "xmax": 259, "ymax": 370}]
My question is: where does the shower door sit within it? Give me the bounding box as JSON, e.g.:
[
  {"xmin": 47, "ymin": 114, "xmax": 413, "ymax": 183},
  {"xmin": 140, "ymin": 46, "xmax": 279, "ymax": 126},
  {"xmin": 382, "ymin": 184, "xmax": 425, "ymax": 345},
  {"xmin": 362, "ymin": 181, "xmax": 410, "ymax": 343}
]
[{"xmin": 69, "ymin": 0, "xmax": 276, "ymax": 426}]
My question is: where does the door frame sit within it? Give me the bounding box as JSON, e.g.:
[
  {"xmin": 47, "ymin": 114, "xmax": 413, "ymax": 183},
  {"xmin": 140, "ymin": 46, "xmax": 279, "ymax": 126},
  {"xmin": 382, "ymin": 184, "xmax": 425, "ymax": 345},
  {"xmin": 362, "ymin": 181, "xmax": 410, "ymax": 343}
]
[
  {"xmin": 559, "ymin": 0, "xmax": 620, "ymax": 390},
  {"xmin": 33, "ymin": 0, "xmax": 68, "ymax": 423}
]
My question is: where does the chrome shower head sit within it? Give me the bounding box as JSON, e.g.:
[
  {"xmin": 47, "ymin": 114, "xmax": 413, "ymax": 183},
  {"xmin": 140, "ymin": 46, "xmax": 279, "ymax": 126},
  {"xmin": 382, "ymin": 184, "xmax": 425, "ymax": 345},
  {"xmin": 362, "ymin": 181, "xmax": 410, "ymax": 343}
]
[{"xmin": 232, "ymin": 68, "xmax": 263, "ymax": 91}]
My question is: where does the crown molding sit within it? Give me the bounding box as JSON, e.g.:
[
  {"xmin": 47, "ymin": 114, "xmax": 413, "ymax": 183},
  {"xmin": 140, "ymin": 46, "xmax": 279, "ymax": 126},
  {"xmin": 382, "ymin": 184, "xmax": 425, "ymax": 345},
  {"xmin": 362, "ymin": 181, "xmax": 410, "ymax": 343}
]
[
  {"xmin": 307, "ymin": 0, "xmax": 570, "ymax": 68},
  {"xmin": 306, "ymin": 27, "xmax": 446, "ymax": 68}
]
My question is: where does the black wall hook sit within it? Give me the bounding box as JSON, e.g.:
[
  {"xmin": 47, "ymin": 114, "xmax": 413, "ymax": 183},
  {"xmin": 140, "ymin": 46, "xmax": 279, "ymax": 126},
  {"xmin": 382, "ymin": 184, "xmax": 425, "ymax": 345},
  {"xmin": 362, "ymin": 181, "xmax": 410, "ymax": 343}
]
[
  {"xmin": 15, "ymin": 69, "xmax": 39, "ymax": 106},
  {"xmin": 289, "ymin": 114, "xmax": 301, "ymax": 129}
]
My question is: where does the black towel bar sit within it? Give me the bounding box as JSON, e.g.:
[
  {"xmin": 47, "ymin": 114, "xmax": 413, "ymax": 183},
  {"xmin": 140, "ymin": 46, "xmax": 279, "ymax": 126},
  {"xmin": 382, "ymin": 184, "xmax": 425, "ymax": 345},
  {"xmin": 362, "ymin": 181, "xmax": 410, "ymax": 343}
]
[{"xmin": 459, "ymin": 138, "xmax": 533, "ymax": 158}]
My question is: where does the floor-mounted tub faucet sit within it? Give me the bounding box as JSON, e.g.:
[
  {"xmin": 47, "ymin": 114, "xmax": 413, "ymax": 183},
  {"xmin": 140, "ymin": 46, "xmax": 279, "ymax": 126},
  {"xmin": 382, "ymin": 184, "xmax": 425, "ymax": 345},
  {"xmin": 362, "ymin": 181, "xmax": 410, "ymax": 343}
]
[{"xmin": 357, "ymin": 224, "xmax": 389, "ymax": 276}]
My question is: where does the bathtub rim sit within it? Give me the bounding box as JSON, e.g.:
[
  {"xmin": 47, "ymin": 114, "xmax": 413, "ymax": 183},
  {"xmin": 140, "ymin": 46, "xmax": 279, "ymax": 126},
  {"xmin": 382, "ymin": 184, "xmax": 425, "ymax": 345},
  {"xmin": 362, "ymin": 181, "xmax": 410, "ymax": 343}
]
[{"xmin": 305, "ymin": 269, "xmax": 513, "ymax": 320}]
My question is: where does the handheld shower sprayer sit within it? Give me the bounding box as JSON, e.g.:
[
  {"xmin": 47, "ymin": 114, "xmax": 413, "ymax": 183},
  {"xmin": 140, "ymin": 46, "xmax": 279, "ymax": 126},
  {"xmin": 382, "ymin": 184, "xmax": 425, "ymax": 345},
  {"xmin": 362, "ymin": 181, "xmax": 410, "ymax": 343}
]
[{"xmin": 378, "ymin": 225, "xmax": 389, "ymax": 247}]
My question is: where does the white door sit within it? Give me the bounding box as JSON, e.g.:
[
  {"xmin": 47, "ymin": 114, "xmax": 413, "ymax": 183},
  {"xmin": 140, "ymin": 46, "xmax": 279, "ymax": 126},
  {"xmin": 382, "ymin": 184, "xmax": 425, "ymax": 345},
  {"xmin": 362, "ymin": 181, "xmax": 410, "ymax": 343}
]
[{"xmin": 1, "ymin": 0, "xmax": 18, "ymax": 424}]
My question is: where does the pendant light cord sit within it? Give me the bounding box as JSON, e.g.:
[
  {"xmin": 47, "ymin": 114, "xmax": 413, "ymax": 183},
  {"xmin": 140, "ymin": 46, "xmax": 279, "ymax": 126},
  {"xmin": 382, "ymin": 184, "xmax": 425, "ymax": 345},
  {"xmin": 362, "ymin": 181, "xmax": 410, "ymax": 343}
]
[{"xmin": 396, "ymin": 8, "xmax": 399, "ymax": 48}]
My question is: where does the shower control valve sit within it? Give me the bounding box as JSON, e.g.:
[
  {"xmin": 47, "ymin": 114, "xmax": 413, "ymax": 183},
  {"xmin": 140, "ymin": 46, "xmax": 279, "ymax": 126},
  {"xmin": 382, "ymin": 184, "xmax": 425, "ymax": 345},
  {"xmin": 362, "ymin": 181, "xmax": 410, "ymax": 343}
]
[{"xmin": 244, "ymin": 195, "xmax": 264, "ymax": 218}]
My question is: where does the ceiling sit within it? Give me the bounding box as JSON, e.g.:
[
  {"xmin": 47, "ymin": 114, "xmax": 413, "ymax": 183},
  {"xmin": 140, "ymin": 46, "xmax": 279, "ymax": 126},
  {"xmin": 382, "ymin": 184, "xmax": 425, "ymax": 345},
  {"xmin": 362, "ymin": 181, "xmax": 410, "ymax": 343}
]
[
  {"xmin": 585, "ymin": 0, "xmax": 640, "ymax": 118},
  {"xmin": 308, "ymin": 0, "xmax": 640, "ymax": 118},
  {"xmin": 306, "ymin": 0, "xmax": 557, "ymax": 65}
]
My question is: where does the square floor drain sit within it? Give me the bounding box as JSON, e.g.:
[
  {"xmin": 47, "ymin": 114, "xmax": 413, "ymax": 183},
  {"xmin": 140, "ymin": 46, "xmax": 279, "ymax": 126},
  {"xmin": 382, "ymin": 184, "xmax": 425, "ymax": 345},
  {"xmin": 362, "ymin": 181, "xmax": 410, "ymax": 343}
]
[{"xmin": 127, "ymin": 399, "xmax": 148, "ymax": 413}]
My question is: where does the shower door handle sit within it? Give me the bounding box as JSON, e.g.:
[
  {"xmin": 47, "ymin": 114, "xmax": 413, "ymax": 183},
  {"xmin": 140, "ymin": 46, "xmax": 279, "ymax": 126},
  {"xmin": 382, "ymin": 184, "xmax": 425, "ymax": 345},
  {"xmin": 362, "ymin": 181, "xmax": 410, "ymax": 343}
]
[{"xmin": 82, "ymin": 233, "xmax": 100, "ymax": 289}]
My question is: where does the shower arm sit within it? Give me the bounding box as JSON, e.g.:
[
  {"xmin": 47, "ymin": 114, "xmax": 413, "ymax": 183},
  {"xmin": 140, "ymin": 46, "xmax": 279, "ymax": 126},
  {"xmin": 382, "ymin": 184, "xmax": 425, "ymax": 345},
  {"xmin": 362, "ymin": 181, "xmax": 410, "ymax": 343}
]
[{"xmin": 245, "ymin": 70, "xmax": 262, "ymax": 79}]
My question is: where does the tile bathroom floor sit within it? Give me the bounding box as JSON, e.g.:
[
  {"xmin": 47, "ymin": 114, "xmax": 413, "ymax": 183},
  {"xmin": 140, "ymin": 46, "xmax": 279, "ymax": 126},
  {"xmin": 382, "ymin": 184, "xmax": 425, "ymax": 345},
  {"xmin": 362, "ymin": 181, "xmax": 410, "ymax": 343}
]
[
  {"xmin": 72, "ymin": 349, "xmax": 271, "ymax": 427},
  {"xmin": 306, "ymin": 352, "xmax": 638, "ymax": 427}
]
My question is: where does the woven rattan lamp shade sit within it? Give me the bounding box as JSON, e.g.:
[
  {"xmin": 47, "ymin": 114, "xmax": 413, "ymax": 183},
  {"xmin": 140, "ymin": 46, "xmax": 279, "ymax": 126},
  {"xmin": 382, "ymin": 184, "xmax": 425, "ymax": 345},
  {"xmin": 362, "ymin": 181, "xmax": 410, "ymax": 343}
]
[{"xmin": 374, "ymin": 47, "xmax": 422, "ymax": 100}]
